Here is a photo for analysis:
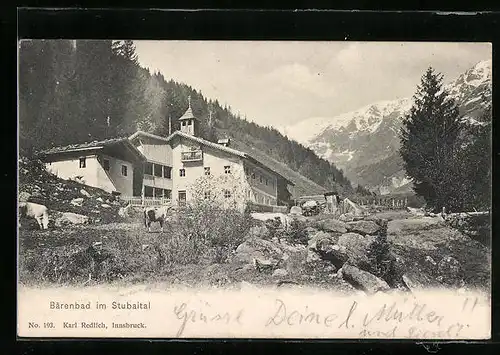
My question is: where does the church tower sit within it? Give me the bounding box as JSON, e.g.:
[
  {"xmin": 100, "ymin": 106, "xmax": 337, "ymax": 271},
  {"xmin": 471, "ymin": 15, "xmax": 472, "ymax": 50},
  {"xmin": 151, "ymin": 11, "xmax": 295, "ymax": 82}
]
[{"xmin": 178, "ymin": 96, "xmax": 197, "ymax": 136}]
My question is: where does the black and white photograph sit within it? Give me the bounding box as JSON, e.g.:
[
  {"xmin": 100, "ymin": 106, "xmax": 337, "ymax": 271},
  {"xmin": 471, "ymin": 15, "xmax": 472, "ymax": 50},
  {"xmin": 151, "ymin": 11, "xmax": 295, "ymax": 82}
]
[{"xmin": 17, "ymin": 39, "xmax": 492, "ymax": 339}]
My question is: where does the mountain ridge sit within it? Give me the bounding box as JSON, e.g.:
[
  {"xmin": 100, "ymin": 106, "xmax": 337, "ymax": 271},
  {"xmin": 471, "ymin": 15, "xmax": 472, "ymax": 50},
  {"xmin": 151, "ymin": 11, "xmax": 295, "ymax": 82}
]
[{"xmin": 285, "ymin": 59, "xmax": 492, "ymax": 194}]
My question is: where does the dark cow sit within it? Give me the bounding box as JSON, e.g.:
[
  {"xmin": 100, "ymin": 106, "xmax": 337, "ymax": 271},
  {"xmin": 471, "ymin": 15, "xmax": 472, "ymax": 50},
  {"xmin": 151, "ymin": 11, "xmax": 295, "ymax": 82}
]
[{"xmin": 143, "ymin": 205, "xmax": 172, "ymax": 232}]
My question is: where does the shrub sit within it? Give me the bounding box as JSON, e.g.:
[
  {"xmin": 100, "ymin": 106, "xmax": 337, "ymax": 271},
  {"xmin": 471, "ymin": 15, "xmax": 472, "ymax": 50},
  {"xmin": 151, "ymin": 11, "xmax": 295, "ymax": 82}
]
[
  {"xmin": 366, "ymin": 219, "xmax": 400, "ymax": 286},
  {"xmin": 286, "ymin": 218, "xmax": 309, "ymax": 245},
  {"xmin": 172, "ymin": 200, "xmax": 253, "ymax": 263},
  {"xmin": 265, "ymin": 217, "xmax": 285, "ymax": 240}
]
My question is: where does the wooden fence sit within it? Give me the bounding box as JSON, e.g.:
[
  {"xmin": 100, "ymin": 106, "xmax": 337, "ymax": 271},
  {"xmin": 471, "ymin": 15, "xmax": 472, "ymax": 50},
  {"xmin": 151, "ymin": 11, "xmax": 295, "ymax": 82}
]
[
  {"xmin": 120, "ymin": 196, "xmax": 172, "ymax": 207},
  {"xmin": 295, "ymin": 194, "xmax": 327, "ymax": 205},
  {"xmin": 247, "ymin": 202, "xmax": 288, "ymax": 214},
  {"xmin": 354, "ymin": 196, "xmax": 408, "ymax": 209}
]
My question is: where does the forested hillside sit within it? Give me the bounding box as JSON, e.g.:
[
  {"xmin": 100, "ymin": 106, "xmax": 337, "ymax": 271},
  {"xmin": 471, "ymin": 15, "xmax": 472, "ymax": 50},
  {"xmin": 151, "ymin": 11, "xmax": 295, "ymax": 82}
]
[{"xmin": 18, "ymin": 40, "xmax": 353, "ymax": 194}]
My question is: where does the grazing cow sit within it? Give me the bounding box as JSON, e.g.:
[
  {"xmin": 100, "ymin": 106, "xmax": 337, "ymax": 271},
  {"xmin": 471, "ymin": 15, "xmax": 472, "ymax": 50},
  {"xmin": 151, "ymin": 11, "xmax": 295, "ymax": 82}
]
[
  {"xmin": 18, "ymin": 202, "xmax": 49, "ymax": 230},
  {"xmin": 143, "ymin": 205, "xmax": 172, "ymax": 232}
]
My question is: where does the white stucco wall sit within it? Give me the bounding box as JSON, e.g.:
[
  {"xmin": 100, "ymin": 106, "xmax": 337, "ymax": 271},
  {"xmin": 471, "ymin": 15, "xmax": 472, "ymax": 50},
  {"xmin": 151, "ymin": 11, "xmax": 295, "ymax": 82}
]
[
  {"xmin": 46, "ymin": 155, "xmax": 100, "ymax": 188},
  {"xmin": 45, "ymin": 153, "xmax": 134, "ymax": 195},
  {"xmin": 97, "ymin": 154, "xmax": 134, "ymax": 196},
  {"xmin": 171, "ymin": 137, "xmax": 246, "ymax": 207},
  {"xmin": 243, "ymin": 161, "xmax": 278, "ymax": 205}
]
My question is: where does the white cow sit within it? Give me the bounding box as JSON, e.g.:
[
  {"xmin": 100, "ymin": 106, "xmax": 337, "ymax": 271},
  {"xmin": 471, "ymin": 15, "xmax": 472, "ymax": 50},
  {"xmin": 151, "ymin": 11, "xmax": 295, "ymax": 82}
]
[{"xmin": 18, "ymin": 202, "xmax": 49, "ymax": 230}]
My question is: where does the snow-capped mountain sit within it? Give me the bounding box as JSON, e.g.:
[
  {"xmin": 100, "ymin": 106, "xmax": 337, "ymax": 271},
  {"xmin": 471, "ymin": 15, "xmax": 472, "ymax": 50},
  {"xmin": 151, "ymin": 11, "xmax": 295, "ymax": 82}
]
[{"xmin": 286, "ymin": 59, "xmax": 492, "ymax": 194}]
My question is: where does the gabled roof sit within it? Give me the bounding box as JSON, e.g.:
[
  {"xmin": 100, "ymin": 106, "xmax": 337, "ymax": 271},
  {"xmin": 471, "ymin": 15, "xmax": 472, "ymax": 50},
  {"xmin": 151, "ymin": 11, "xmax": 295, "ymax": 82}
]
[
  {"xmin": 178, "ymin": 96, "xmax": 197, "ymax": 121},
  {"xmin": 36, "ymin": 137, "xmax": 146, "ymax": 162},
  {"xmin": 128, "ymin": 130, "xmax": 294, "ymax": 185},
  {"xmin": 129, "ymin": 130, "xmax": 170, "ymax": 143},
  {"xmin": 178, "ymin": 106, "xmax": 196, "ymax": 121}
]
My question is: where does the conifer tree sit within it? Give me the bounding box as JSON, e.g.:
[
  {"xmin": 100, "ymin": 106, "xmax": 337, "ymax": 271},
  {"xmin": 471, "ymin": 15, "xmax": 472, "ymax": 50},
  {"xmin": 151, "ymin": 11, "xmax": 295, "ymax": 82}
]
[{"xmin": 400, "ymin": 67, "xmax": 464, "ymax": 212}]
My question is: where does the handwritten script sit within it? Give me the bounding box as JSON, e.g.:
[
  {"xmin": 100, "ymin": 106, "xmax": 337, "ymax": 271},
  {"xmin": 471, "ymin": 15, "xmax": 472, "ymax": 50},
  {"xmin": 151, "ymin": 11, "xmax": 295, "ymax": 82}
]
[
  {"xmin": 171, "ymin": 294, "xmax": 485, "ymax": 338},
  {"xmin": 17, "ymin": 286, "xmax": 489, "ymax": 339}
]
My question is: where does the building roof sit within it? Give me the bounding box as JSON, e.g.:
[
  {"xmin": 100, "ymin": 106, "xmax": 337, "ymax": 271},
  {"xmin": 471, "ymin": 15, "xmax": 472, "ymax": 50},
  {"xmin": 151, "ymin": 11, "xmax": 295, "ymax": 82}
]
[
  {"xmin": 36, "ymin": 137, "xmax": 146, "ymax": 162},
  {"xmin": 129, "ymin": 130, "xmax": 170, "ymax": 143},
  {"xmin": 178, "ymin": 96, "xmax": 196, "ymax": 121},
  {"xmin": 178, "ymin": 106, "xmax": 196, "ymax": 121},
  {"xmin": 128, "ymin": 130, "xmax": 295, "ymax": 185}
]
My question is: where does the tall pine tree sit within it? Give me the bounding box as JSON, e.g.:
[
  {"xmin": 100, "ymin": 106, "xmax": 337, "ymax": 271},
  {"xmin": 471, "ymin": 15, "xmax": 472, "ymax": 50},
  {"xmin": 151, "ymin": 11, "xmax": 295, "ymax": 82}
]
[{"xmin": 400, "ymin": 67, "xmax": 464, "ymax": 212}]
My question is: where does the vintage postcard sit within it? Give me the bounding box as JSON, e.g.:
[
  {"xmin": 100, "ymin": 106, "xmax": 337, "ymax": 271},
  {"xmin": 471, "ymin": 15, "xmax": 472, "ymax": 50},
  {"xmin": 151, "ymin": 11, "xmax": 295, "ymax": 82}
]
[{"xmin": 17, "ymin": 40, "xmax": 491, "ymax": 339}]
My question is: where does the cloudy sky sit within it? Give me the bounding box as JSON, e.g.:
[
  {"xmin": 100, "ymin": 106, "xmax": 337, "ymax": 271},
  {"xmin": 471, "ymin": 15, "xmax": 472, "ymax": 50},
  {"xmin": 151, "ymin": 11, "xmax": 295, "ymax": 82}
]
[{"xmin": 134, "ymin": 41, "xmax": 491, "ymax": 129}]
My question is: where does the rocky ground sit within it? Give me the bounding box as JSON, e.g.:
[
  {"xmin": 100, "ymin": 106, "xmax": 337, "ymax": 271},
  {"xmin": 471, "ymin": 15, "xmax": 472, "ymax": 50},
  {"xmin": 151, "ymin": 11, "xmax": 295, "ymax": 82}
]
[
  {"xmin": 18, "ymin": 208, "xmax": 491, "ymax": 295},
  {"xmin": 18, "ymin": 156, "xmax": 490, "ymax": 294},
  {"xmin": 18, "ymin": 156, "xmax": 128, "ymax": 226}
]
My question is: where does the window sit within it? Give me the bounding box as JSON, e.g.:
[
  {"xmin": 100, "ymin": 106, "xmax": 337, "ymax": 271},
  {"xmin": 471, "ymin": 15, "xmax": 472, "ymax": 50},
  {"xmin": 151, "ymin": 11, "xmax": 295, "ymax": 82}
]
[
  {"xmin": 79, "ymin": 157, "xmax": 86, "ymax": 168},
  {"xmin": 204, "ymin": 167, "xmax": 211, "ymax": 176},
  {"xmin": 178, "ymin": 191, "xmax": 187, "ymax": 206},
  {"xmin": 144, "ymin": 185, "xmax": 154, "ymax": 197},
  {"xmin": 259, "ymin": 175, "xmax": 263, "ymax": 183},
  {"xmin": 182, "ymin": 121, "xmax": 186, "ymax": 126},
  {"xmin": 164, "ymin": 189, "xmax": 172, "ymax": 199},
  {"xmin": 224, "ymin": 190, "xmax": 231, "ymax": 199},
  {"xmin": 204, "ymin": 191, "xmax": 211, "ymax": 200},
  {"xmin": 144, "ymin": 162, "xmax": 153, "ymax": 175},
  {"xmin": 265, "ymin": 178, "xmax": 268, "ymax": 185},
  {"xmin": 153, "ymin": 164, "xmax": 162, "ymax": 177},
  {"xmin": 179, "ymin": 168, "xmax": 185, "ymax": 177},
  {"xmin": 103, "ymin": 159, "xmax": 110, "ymax": 171},
  {"xmin": 154, "ymin": 187, "xmax": 163, "ymax": 198},
  {"xmin": 121, "ymin": 165, "xmax": 128, "ymax": 176},
  {"xmin": 244, "ymin": 168, "xmax": 249, "ymax": 175},
  {"xmin": 188, "ymin": 120, "xmax": 192, "ymax": 126},
  {"xmin": 224, "ymin": 165, "xmax": 231, "ymax": 174},
  {"xmin": 251, "ymin": 172, "xmax": 256, "ymax": 179},
  {"xmin": 163, "ymin": 166, "xmax": 172, "ymax": 179}
]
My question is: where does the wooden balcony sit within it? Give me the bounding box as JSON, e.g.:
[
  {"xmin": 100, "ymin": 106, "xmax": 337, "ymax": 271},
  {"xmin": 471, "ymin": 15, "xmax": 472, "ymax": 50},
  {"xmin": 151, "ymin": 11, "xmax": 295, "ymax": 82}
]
[{"xmin": 181, "ymin": 150, "xmax": 203, "ymax": 162}]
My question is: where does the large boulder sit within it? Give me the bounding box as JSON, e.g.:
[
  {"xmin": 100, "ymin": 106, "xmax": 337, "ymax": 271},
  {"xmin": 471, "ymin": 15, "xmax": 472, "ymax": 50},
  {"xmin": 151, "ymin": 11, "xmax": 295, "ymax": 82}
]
[
  {"xmin": 320, "ymin": 244, "xmax": 349, "ymax": 269},
  {"xmin": 289, "ymin": 206, "xmax": 303, "ymax": 216},
  {"xmin": 341, "ymin": 264, "xmax": 390, "ymax": 294},
  {"xmin": 337, "ymin": 232, "xmax": 377, "ymax": 270},
  {"xmin": 233, "ymin": 237, "xmax": 283, "ymax": 266},
  {"xmin": 54, "ymin": 212, "xmax": 90, "ymax": 227},
  {"xmin": 402, "ymin": 271, "xmax": 443, "ymax": 292},
  {"xmin": 280, "ymin": 243, "xmax": 308, "ymax": 273},
  {"xmin": 342, "ymin": 198, "xmax": 365, "ymax": 216},
  {"xmin": 251, "ymin": 213, "xmax": 292, "ymax": 232},
  {"xmin": 312, "ymin": 218, "xmax": 347, "ymax": 234},
  {"xmin": 388, "ymin": 216, "xmax": 445, "ymax": 236},
  {"xmin": 345, "ymin": 220, "xmax": 380, "ymax": 235},
  {"xmin": 307, "ymin": 231, "xmax": 335, "ymax": 250},
  {"xmin": 338, "ymin": 213, "xmax": 355, "ymax": 222}
]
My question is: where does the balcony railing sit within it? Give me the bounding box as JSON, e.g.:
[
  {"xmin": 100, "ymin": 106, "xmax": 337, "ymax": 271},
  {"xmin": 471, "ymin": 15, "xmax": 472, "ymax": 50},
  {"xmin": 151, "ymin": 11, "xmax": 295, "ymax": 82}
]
[{"xmin": 181, "ymin": 150, "xmax": 203, "ymax": 162}]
